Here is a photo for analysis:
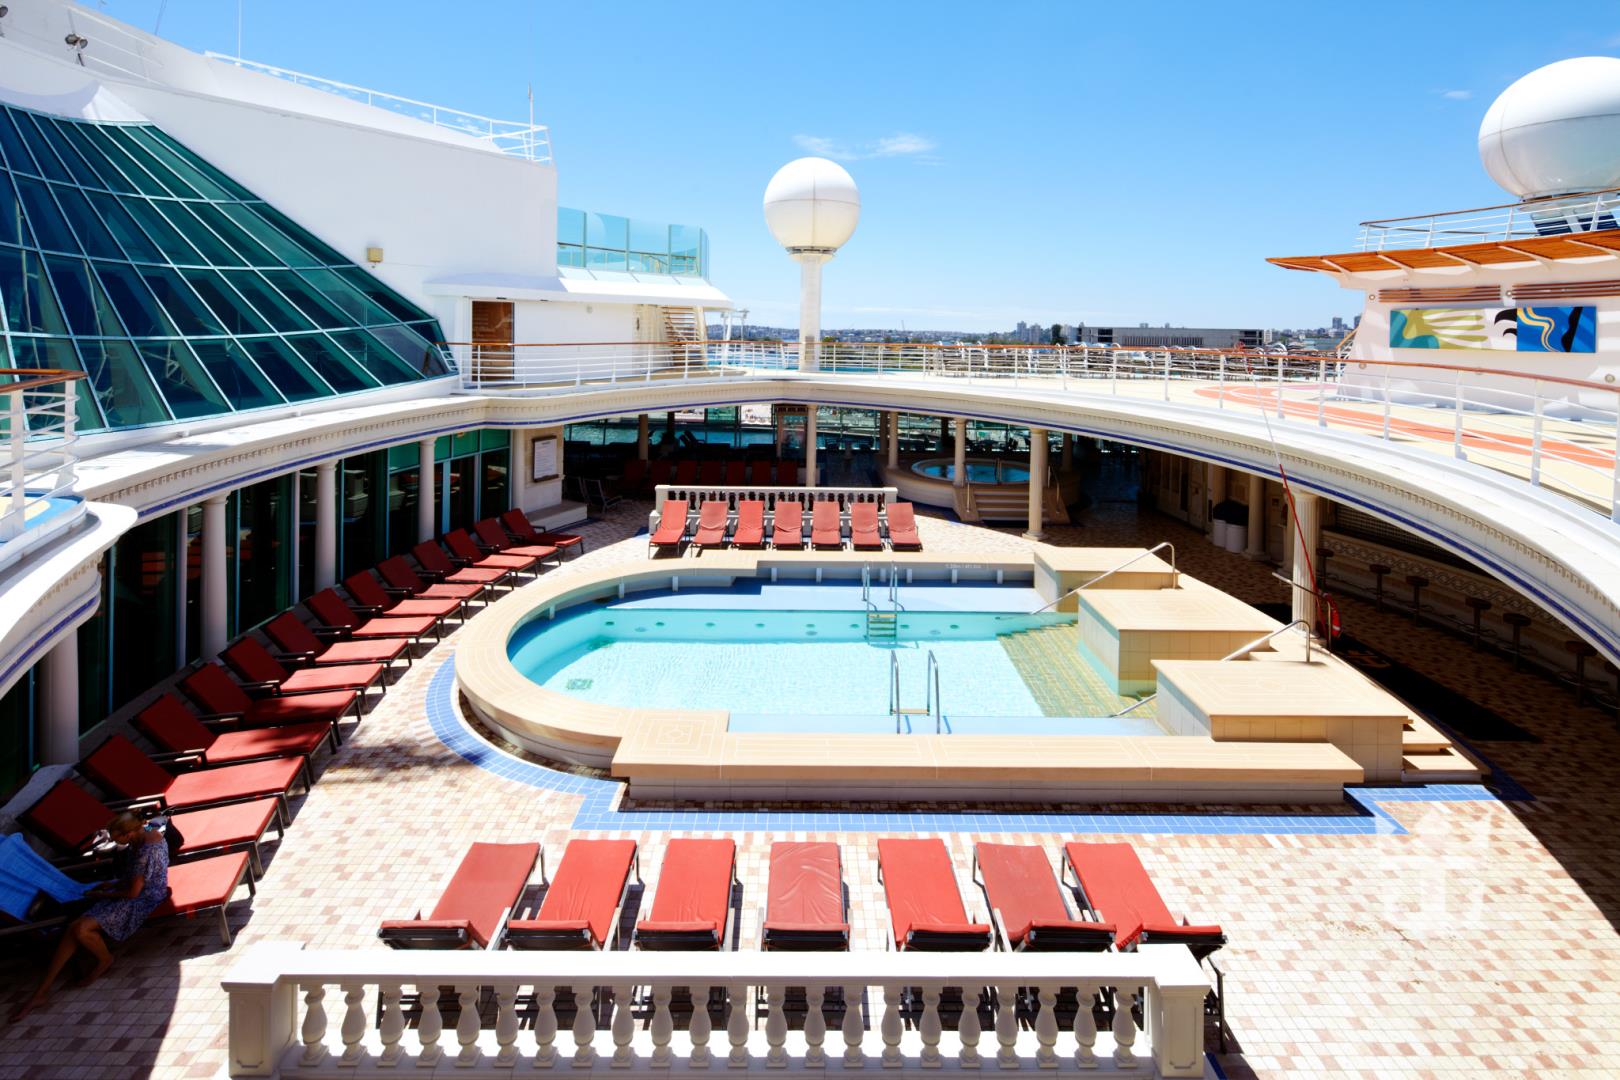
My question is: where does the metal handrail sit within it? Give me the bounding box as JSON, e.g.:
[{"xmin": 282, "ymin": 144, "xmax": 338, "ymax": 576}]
[
  {"xmin": 1356, "ymin": 186, "xmax": 1620, "ymax": 251},
  {"xmin": 1013, "ymin": 541, "xmax": 1178, "ymax": 618},
  {"xmin": 1111, "ymin": 619, "xmax": 1313, "ymax": 717},
  {"xmin": 890, "ymin": 651, "xmax": 901, "ymax": 733},
  {"xmin": 925, "ymin": 650, "xmax": 942, "ymax": 733}
]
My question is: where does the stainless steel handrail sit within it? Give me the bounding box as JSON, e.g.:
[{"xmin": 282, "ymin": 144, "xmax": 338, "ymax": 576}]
[
  {"xmin": 890, "ymin": 651, "xmax": 901, "ymax": 733},
  {"xmin": 1013, "ymin": 541, "xmax": 1178, "ymax": 618},
  {"xmin": 925, "ymin": 650, "xmax": 943, "ymax": 733},
  {"xmin": 1111, "ymin": 619, "xmax": 1313, "ymax": 717}
]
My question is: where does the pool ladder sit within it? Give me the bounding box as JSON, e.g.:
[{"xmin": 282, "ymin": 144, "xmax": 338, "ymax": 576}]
[
  {"xmin": 890, "ymin": 650, "xmax": 943, "ymax": 733},
  {"xmin": 863, "ymin": 564, "xmax": 901, "ymax": 642}
]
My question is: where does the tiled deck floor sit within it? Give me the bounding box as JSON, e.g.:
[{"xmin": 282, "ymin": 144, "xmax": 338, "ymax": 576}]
[{"xmin": 4, "ymin": 498, "xmax": 1620, "ymax": 1079}]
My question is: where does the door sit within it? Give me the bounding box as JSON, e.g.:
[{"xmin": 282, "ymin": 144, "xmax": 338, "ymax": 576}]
[{"xmin": 471, "ymin": 300, "xmax": 515, "ymax": 384}]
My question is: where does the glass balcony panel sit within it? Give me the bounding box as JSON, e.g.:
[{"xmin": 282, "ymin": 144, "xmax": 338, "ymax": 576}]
[
  {"xmin": 557, "ymin": 206, "xmax": 585, "ymax": 246},
  {"xmin": 586, "ymin": 246, "xmax": 627, "ymax": 271},
  {"xmin": 181, "ymin": 338, "xmax": 280, "ymax": 411},
  {"xmin": 585, "ymin": 212, "xmax": 628, "ymax": 249},
  {"xmin": 556, "ymin": 244, "xmax": 584, "ymax": 268},
  {"xmin": 45, "ymin": 256, "xmax": 127, "ymax": 337},
  {"xmin": 136, "ymin": 339, "xmax": 234, "ymax": 416},
  {"xmin": 670, "ymin": 223, "xmax": 703, "ymax": 260},
  {"xmin": 628, "ymin": 217, "xmax": 666, "ymax": 255}
]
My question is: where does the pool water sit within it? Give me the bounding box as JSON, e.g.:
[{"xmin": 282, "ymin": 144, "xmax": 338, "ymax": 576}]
[
  {"xmin": 508, "ymin": 605, "xmax": 1165, "ymax": 736},
  {"xmin": 913, "ymin": 461, "xmax": 1030, "ymax": 484}
]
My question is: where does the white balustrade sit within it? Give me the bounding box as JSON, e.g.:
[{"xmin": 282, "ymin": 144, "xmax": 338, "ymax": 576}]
[
  {"xmin": 222, "ymin": 945, "xmax": 1212, "ymax": 1078},
  {"xmin": 0, "ymin": 371, "xmax": 85, "ymax": 568}
]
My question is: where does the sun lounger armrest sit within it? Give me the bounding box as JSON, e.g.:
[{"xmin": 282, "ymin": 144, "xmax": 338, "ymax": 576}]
[
  {"xmin": 635, "ymin": 919, "xmax": 721, "ymax": 950},
  {"xmin": 349, "ymin": 603, "xmax": 385, "ymax": 616},
  {"xmin": 903, "ymin": 922, "xmax": 993, "ymax": 951},
  {"xmin": 1132, "ymin": 921, "xmax": 1226, "ymax": 959},
  {"xmin": 378, "ymin": 918, "xmax": 476, "ymax": 949},
  {"xmin": 308, "ymin": 625, "xmax": 350, "ymax": 640},
  {"xmin": 504, "ymin": 918, "xmax": 596, "ymax": 951}
]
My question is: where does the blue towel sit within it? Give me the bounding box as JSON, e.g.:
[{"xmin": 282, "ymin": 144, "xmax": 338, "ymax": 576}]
[{"xmin": 0, "ymin": 832, "xmax": 89, "ymax": 921}]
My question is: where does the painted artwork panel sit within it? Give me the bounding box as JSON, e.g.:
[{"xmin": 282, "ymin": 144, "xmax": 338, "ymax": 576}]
[
  {"xmin": 1389, "ymin": 307, "xmax": 1500, "ymax": 350},
  {"xmin": 1516, "ymin": 305, "xmax": 1595, "ymax": 353}
]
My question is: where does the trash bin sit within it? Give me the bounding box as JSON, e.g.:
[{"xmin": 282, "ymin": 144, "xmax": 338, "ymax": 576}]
[{"xmin": 1224, "ymin": 524, "xmax": 1247, "ymax": 553}]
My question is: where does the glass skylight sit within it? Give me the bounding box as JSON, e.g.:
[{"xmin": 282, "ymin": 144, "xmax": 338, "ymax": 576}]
[{"xmin": 0, "ymin": 102, "xmax": 450, "ymax": 432}]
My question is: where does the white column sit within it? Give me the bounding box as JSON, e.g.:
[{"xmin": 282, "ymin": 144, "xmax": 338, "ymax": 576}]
[
  {"xmin": 804, "ymin": 410, "xmax": 818, "ymax": 485},
  {"xmin": 1245, "ymin": 472, "xmax": 1267, "ymax": 559},
  {"xmin": 201, "ymin": 494, "xmax": 229, "ymax": 658},
  {"xmin": 1290, "ymin": 490, "xmax": 1322, "ymax": 626},
  {"xmin": 1060, "ymin": 433, "xmax": 1073, "ymax": 472},
  {"xmin": 886, "ymin": 412, "xmax": 899, "ymax": 469},
  {"xmin": 795, "ymin": 253, "xmax": 830, "ymax": 371},
  {"xmin": 37, "ymin": 633, "xmax": 79, "ymax": 765},
  {"xmin": 1025, "ymin": 427, "xmax": 1047, "ymax": 541},
  {"xmin": 314, "ymin": 462, "xmax": 337, "ymax": 592},
  {"xmin": 952, "ymin": 418, "xmax": 967, "ymax": 488},
  {"xmin": 636, "ymin": 414, "xmax": 650, "ymax": 460},
  {"xmin": 417, "ymin": 439, "xmax": 436, "ymax": 543}
]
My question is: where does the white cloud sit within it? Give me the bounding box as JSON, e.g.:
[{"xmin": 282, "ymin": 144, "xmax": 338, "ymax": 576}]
[
  {"xmin": 1439, "ymin": 89, "xmax": 1472, "ymax": 100},
  {"xmin": 791, "ymin": 132, "xmax": 938, "ymax": 161}
]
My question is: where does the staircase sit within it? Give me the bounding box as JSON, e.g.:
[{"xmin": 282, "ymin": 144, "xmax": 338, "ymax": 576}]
[
  {"xmin": 866, "ymin": 608, "xmax": 898, "ymax": 641},
  {"xmin": 958, "ymin": 484, "xmax": 1071, "ymax": 526},
  {"xmin": 662, "ymin": 307, "xmax": 705, "ymax": 363},
  {"xmin": 998, "ymin": 623, "xmax": 1151, "ymax": 717}
]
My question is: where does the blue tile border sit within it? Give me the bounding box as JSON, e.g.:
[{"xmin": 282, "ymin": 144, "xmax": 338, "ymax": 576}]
[{"xmin": 426, "ymin": 654, "xmax": 1509, "ymax": 837}]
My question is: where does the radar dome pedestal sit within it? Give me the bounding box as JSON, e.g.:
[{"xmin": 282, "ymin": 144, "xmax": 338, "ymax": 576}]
[
  {"xmin": 763, "ymin": 158, "xmax": 860, "ymax": 371},
  {"xmin": 1479, "ymin": 56, "xmax": 1620, "ymax": 198}
]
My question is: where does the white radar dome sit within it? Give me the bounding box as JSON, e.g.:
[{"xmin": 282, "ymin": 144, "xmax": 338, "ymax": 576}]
[
  {"xmin": 763, "ymin": 157, "xmax": 860, "ymax": 252},
  {"xmin": 1479, "ymin": 56, "xmax": 1620, "ymax": 198}
]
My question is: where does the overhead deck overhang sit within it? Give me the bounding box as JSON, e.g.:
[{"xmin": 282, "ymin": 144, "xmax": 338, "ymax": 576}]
[
  {"xmin": 423, "ymin": 270, "xmax": 733, "ymax": 308},
  {"xmin": 1269, "ymin": 228, "xmax": 1620, "ymax": 273}
]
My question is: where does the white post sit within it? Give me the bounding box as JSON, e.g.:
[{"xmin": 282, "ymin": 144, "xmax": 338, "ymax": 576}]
[
  {"xmin": 886, "ymin": 412, "xmax": 899, "ymax": 469},
  {"xmin": 314, "ymin": 463, "xmax": 337, "ymax": 592},
  {"xmin": 1290, "ymin": 490, "xmax": 1321, "ymax": 627},
  {"xmin": 953, "ymin": 418, "xmax": 967, "ymax": 488},
  {"xmin": 417, "ymin": 439, "xmax": 436, "ymax": 543},
  {"xmin": 795, "ymin": 253, "xmax": 830, "ymax": 371},
  {"xmin": 636, "ymin": 414, "xmax": 650, "ymax": 461},
  {"xmin": 1245, "ymin": 472, "xmax": 1267, "ymax": 560},
  {"xmin": 1025, "ymin": 427, "xmax": 1047, "ymax": 541},
  {"xmin": 37, "ymin": 633, "xmax": 80, "ymax": 765},
  {"xmin": 201, "ymin": 494, "xmax": 229, "ymax": 658},
  {"xmin": 805, "ymin": 410, "xmax": 818, "ymax": 485}
]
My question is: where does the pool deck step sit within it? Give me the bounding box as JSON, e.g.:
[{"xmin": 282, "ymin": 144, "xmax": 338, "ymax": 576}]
[
  {"xmin": 1401, "ymin": 714, "xmax": 1452, "ymax": 753},
  {"xmin": 1401, "ymin": 747, "xmax": 1483, "ymax": 783},
  {"xmin": 998, "ymin": 623, "xmax": 1148, "ymax": 719}
]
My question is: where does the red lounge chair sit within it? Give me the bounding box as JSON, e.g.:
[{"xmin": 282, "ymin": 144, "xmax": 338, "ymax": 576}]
[
  {"xmin": 876, "ymin": 838, "xmax": 991, "ymax": 951},
  {"xmin": 811, "ymin": 500, "xmax": 842, "ymax": 550},
  {"xmin": 673, "ymin": 460, "xmax": 698, "ymax": 486},
  {"xmin": 772, "ymin": 501, "xmax": 804, "ymax": 549},
  {"xmin": 648, "ymin": 498, "xmax": 689, "ymax": 554},
  {"xmin": 749, "ymin": 459, "xmax": 774, "ymax": 486},
  {"xmin": 1061, "ymin": 843, "xmax": 1226, "ymax": 961},
  {"xmin": 634, "ymin": 838, "xmax": 737, "ymax": 950},
  {"xmin": 475, "ymin": 517, "xmax": 559, "ymax": 565},
  {"xmin": 724, "ymin": 460, "xmax": 747, "ymax": 486},
  {"xmin": 378, "ymin": 555, "xmax": 487, "ymax": 608},
  {"xmin": 22, "ymin": 779, "xmax": 281, "ymax": 878},
  {"xmin": 763, "ymin": 842, "xmax": 848, "ymax": 951},
  {"xmin": 180, "ymin": 661, "xmax": 362, "ymax": 729},
  {"xmin": 850, "ymin": 502, "xmax": 883, "ymax": 550},
  {"xmin": 622, "ymin": 459, "xmax": 648, "ymax": 495},
  {"xmin": 308, "ymin": 589, "xmax": 440, "ymax": 644},
  {"xmin": 504, "ymin": 839, "xmax": 640, "ymax": 950},
  {"xmin": 776, "ymin": 460, "xmax": 798, "ymax": 486},
  {"xmin": 345, "ymin": 571, "xmax": 462, "ymax": 625},
  {"xmin": 379, "ymin": 841, "xmax": 540, "ymax": 949},
  {"xmin": 446, "ymin": 528, "xmax": 538, "ymax": 578},
  {"xmin": 81, "ymin": 735, "xmax": 304, "ymax": 818},
  {"xmin": 136, "ymin": 694, "xmax": 332, "ymax": 780},
  {"xmin": 732, "ymin": 500, "xmax": 766, "ymax": 548},
  {"xmin": 412, "ymin": 541, "xmax": 510, "ymax": 590},
  {"xmin": 973, "ymin": 843, "xmax": 1113, "ymax": 952},
  {"xmin": 265, "ymin": 612, "xmax": 411, "ymax": 669},
  {"xmin": 222, "ymin": 638, "xmax": 385, "ymax": 700},
  {"xmin": 691, "ymin": 500, "xmax": 729, "ymax": 549},
  {"xmin": 501, "ymin": 508, "xmax": 585, "ymax": 557},
  {"xmin": 887, "ymin": 502, "xmax": 922, "ymax": 551},
  {"xmin": 151, "ymin": 850, "xmax": 255, "ymax": 943},
  {"xmin": 698, "ymin": 460, "xmax": 723, "ymax": 487}
]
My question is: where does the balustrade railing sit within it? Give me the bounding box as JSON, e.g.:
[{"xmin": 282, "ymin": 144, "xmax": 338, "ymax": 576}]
[
  {"xmin": 222, "ymin": 943, "xmax": 1212, "ymax": 1078},
  {"xmin": 0, "ymin": 370, "xmax": 83, "ymax": 567}
]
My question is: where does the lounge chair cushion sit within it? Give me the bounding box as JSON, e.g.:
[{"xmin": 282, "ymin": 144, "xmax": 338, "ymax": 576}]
[
  {"xmin": 202, "ymin": 724, "xmax": 330, "ymax": 764},
  {"xmin": 162, "ymin": 757, "xmax": 303, "ymax": 808},
  {"xmin": 975, "ymin": 842, "xmax": 1106, "ymax": 948},
  {"xmin": 23, "ymin": 781, "xmax": 113, "ymax": 853},
  {"xmin": 524, "ymin": 839, "xmax": 636, "ymax": 948},
  {"xmin": 167, "ymin": 799, "xmax": 279, "ymax": 854},
  {"xmin": 877, "ymin": 837, "xmax": 989, "ymax": 949},
  {"xmin": 1063, "ymin": 842, "xmax": 1224, "ymax": 954},
  {"xmin": 765, "ymin": 842, "xmax": 845, "ymax": 935},
  {"xmin": 152, "ymin": 852, "xmax": 249, "ymax": 919},
  {"xmin": 637, "ymin": 838, "xmax": 734, "ymax": 939},
  {"xmin": 413, "ymin": 842, "xmax": 539, "ymax": 949}
]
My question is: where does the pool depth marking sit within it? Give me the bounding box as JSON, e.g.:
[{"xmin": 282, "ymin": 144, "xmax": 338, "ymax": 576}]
[{"xmin": 428, "ymin": 655, "xmax": 1506, "ymax": 836}]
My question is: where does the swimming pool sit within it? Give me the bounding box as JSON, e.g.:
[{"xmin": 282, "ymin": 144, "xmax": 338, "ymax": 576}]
[
  {"xmin": 507, "ymin": 598, "xmax": 1165, "ymax": 737},
  {"xmin": 911, "ymin": 459, "xmax": 1030, "ymax": 484}
]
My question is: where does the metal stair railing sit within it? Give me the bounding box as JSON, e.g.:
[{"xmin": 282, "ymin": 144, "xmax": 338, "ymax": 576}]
[
  {"xmin": 1112, "ymin": 619, "xmax": 1313, "ymax": 717},
  {"xmin": 1012, "ymin": 541, "xmax": 1178, "ymax": 619}
]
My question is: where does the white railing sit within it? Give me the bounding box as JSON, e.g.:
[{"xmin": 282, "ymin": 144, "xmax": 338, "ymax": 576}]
[
  {"xmin": 221, "ymin": 943, "xmax": 1212, "ymax": 1078},
  {"xmin": 203, "ymin": 54, "xmax": 554, "ymax": 163},
  {"xmin": 1356, "ymin": 187, "xmax": 1620, "ymax": 251},
  {"xmin": 0, "ymin": 371, "xmax": 83, "ymax": 569}
]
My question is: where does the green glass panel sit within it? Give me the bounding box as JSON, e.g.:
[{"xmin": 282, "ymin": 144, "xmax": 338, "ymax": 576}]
[
  {"xmin": 218, "ymin": 203, "xmax": 318, "ymax": 267},
  {"xmin": 231, "ymin": 474, "xmax": 293, "ymax": 632},
  {"xmin": 50, "ymin": 185, "xmax": 124, "ymax": 260},
  {"xmin": 387, "ymin": 443, "xmax": 417, "ymax": 471},
  {"xmin": 585, "ymin": 247, "xmax": 627, "ymax": 271},
  {"xmin": 331, "ymin": 267, "xmax": 433, "ymax": 322},
  {"xmin": 0, "ymin": 247, "xmax": 70, "ymax": 334},
  {"xmin": 434, "ymin": 435, "xmax": 450, "ymax": 462},
  {"xmin": 11, "ymin": 113, "xmax": 74, "ymax": 184},
  {"xmin": 184, "ymin": 338, "xmax": 280, "ymax": 411},
  {"xmin": 556, "ymin": 244, "xmax": 584, "ymax": 268},
  {"xmin": 586, "ymin": 212, "xmax": 627, "ymax": 249},
  {"xmin": 13, "ymin": 176, "xmax": 79, "ymax": 254},
  {"xmin": 93, "ymin": 261, "xmax": 175, "ymax": 337},
  {"xmin": 480, "ymin": 428, "xmax": 510, "ymax": 450},
  {"xmin": 56, "ymin": 123, "xmax": 134, "ymax": 192},
  {"xmin": 40, "ymin": 117, "xmax": 110, "ymax": 188},
  {"xmin": 408, "ymin": 320, "xmax": 445, "ymax": 346},
  {"xmin": 110, "ymin": 511, "xmax": 180, "ymax": 709},
  {"xmin": 84, "ymin": 190, "xmax": 162, "ymax": 262},
  {"xmin": 78, "ymin": 124, "xmax": 169, "ymax": 197},
  {"xmin": 160, "ymin": 202, "xmax": 241, "ymax": 265},
  {"xmin": 108, "ymin": 126, "xmax": 201, "ymax": 198},
  {"xmin": 192, "ymin": 202, "xmax": 278, "ymax": 264},
  {"xmin": 0, "ymin": 170, "xmax": 30, "ymax": 247},
  {"xmin": 222, "ymin": 270, "xmax": 315, "ymax": 331},
  {"xmin": 263, "ymin": 269, "xmax": 348, "ymax": 328},
  {"xmin": 327, "ymin": 328, "xmax": 417, "ymax": 384},
  {"xmin": 366, "ymin": 322, "xmax": 447, "ymax": 377},
  {"xmin": 138, "ymin": 265, "xmax": 226, "ymax": 335},
  {"xmin": 670, "ymin": 224, "xmax": 703, "ymax": 261},
  {"xmin": 284, "ymin": 333, "xmax": 375, "ymax": 393},
  {"xmin": 295, "ymin": 267, "xmax": 390, "ymax": 324},
  {"xmin": 125, "ymin": 127, "xmax": 231, "ymax": 200},
  {"xmin": 480, "ymin": 447, "xmax": 509, "ymax": 517},
  {"xmin": 628, "ymin": 217, "xmax": 666, "ymax": 255},
  {"xmin": 0, "ymin": 110, "xmax": 39, "ymax": 176},
  {"xmin": 451, "ymin": 431, "xmax": 479, "ymax": 457},
  {"xmin": 180, "ymin": 268, "xmax": 272, "ymax": 335},
  {"xmin": 238, "ymin": 337, "xmax": 329, "ymax": 401},
  {"xmin": 253, "ymin": 203, "xmax": 347, "ymax": 265},
  {"xmin": 116, "ymin": 195, "xmax": 202, "ymax": 264},
  {"xmin": 45, "ymin": 256, "xmax": 127, "ymax": 336},
  {"xmin": 557, "ymin": 206, "xmax": 585, "ymax": 246},
  {"xmin": 147, "ymin": 128, "xmax": 258, "ymax": 201},
  {"xmin": 74, "ymin": 338, "xmax": 167, "ymax": 427},
  {"xmin": 135, "ymin": 338, "xmax": 231, "ymax": 417}
]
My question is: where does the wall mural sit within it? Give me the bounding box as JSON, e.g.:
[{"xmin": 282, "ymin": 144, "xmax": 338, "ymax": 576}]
[{"xmin": 1389, "ymin": 305, "xmax": 1595, "ymax": 352}]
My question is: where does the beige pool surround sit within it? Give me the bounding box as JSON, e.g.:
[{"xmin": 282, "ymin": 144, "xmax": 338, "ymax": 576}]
[
  {"xmin": 454, "ymin": 545, "xmax": 1457, "ymax": 804},
  {"xmin": 1078, "ymin": 578, "xmax": 1282, "ymax": 694}
]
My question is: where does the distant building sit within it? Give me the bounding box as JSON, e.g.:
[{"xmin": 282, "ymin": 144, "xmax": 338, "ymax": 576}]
[{"xmin": 1070, "ymin": 324, "xmax": 1266, "ymax": 349}]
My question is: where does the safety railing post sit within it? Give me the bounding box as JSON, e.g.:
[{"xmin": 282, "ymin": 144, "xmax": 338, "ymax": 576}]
[
  {"xmin": 1381, "ymin": 371, "xmax": 1392, "ymax": 440},
  {"xmin": 1530, "ymin": 388, "xmax": 1544, "ymax": 487},
  {"xmin": 1110, "ymin": 352, "xmax": 1118, "ymax": 395},
  {"xmin": 1217, "ymin": 353, "xmax": 1226, "ymax": 408},
  {"xmin": 1275, "ymin": 356, "xmax": 1285, "ymax": 420},
  {"xmin": 1452, "ymin": 371, "xmax": 1466, "ymax": 460},
  {"xmin": 56, "ymin": 386, "xmax": 75, "ymax": 491},
  {"xmin": 1316, "ymin": 358, "xmax": 1327, "ymax": 428},
  {"xmin": 3, "ymin": 392, "xmax": 25, "ymax": 540},
  {"xmin": 1162, "ymin": 351, "xmax": 1171, "ymax": 401}
]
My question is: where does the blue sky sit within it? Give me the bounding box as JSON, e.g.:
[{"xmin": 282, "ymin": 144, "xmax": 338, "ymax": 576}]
[{"xmin": 102, "ymin": 1, "xmax": 1618, "ymax": 332}]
